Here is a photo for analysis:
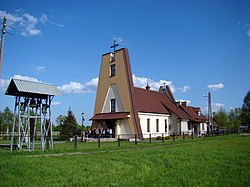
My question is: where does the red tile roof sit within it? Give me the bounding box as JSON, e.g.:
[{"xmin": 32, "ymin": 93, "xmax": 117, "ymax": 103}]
[
  {"xmin": 134, "ymin": 87, "xmax": 190, "ymax": 119},
  {"xmin": 179, "ymin": 105, "xmax": 207, "ymax": 123},
  {"xmin": 90, "ymin": 112, "xmax": 130, "ymax": 120}
]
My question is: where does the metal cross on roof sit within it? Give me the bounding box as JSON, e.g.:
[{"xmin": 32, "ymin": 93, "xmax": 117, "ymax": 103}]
[{"xmin": 110, "ymin": 40, "xmax": 119, "ymax": 53}]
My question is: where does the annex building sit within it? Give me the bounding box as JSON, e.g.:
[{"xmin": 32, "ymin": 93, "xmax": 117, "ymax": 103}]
[{"xmin": 91, "ymin": 47, "xmax": 207, "ymax": 139}]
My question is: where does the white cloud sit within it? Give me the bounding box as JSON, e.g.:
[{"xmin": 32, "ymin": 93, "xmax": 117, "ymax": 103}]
[
  {"xmin": 22, "ymin": 13, "xmax": 41, "ymax": 36},
  {"xmin": 0, "ymin": 78, "xmax": 10, "ymax": 91},
  {"xmin": 58, "ymin": 75, "xmax": 177, "ymax": 95},
  {"xmin": 40, "ymin": 13, "xmax": 48, "ymax": 24},
  {"xmin": 247, "ymin": 29, "xmax": 250, "ymax": 37},
  {"xmin": 0, "ymin": 9, "xmax": 63, "ymax": 37},
  {"xmin": 178, "ymin": 85, "xmax": 191, "ymax": 92},
  {"xmin": 0, "ymin": 75, "xmax": 41, "ymax": 91},
  {"xmin": 212, "ymin": 103, "xmax": 224, "ymax": 111},
  {"xmin": 58, "ymin": 78, "xmax": 99, "ymax": 94},
  {"xmin": 132, "ymin": 74, "xmax": 176, "ymax": 93},
  {"xmin": 112, "ymin": 35, "xmax": 128, "ymax": 45},
  {"xmin": 34, "ymin": 66, "xmax": 45, "ymax": 73},
  {"xmin": 203, "ymin": 103, "xmax": 224, "ymax": 114},
  {"xmin": 245, "ymin": 24, "xmax": 249, "ymax": 28},
  {"xmin": 0, "ymin": 10, "xmax": 41, "ymax": 36},
  {"xmin": 13, "ymin": 75, "xmax": 40, "ymax": 82},
  {"xmin": 51, "ymin": 101, "xmax": 61, "ymax": 106},
  {"xmin": 49, "ymin": 21, "xmax": 64, "ymax": 27},
  {"xmin": 207, "ymin": 83, "xmax": 224, "ymax": 90}
]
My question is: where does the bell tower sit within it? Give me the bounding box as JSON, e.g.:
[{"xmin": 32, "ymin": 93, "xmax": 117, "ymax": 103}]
[{"xmin": 91, "ymin": 44, "xmax": 142, "ymax": 138}]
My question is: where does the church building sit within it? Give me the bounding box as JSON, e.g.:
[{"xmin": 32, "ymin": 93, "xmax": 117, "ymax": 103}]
[{"xmin": 91, "ymin": 47, "xmax": 207, "ymax": 139}]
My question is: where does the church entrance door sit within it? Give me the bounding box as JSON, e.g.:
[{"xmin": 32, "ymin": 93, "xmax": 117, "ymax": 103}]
[{"xmin": 106, "ymin": 119, "xmax": 116, "ymax": 138}]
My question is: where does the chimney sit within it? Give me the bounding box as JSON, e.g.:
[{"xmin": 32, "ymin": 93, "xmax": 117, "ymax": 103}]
[
  {"xmin": 182, "ymin": 101, "xmax": 187, "ymax": 106},
  {"xmin": 176, "ymin": 101, "xmax": 181, "ymax": 106}
]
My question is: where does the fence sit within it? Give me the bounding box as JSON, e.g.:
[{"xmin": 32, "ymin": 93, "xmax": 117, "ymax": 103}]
[{"xmin": 0, "ymin": 128, "xmax": 243, "ymax": 151}]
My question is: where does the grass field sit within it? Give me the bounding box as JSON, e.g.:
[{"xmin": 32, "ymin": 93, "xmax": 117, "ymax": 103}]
[{"xmin": 0, "ymin": 134, "xmax": 249, "ymax": 186}]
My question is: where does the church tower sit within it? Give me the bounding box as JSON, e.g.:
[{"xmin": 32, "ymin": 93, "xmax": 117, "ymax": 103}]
[{"xmin": 91, "ymin": 45, "xmax": 142, "ymax": 138}]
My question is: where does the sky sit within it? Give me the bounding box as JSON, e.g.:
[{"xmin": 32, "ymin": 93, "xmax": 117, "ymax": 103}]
[{"xmin": 0, "ymin": 0, "xmax": 249, "ymax": 126}]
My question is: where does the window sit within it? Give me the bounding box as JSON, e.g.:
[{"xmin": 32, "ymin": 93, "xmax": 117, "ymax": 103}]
[
  {"xmin": 188, "ymin": 122, "xmax": 193, "ymax": 130},
  {"xmin": 202, "ymin": 123, "xmax": 205, "ymax": 130},
  {"xmin": 147, "ymin": 119, "xmax": 150, "ymax": 132},
  {"xmin": 165, "ymin": 119, "xmax": 168, "ymax": 132},
  {"xmin": 110, "ymin": 64, "xmax": 116, "ymax": 77},
  {"xmin": 110, "ymin": 52, "xmax": 115, "ymax": 62},
  {"xmin": 111, "ymin": 99, "xmax": 116, "ymax": 112},
  {"xmin": 156, "ymin": 119, "xmax": 159, "ymax": 132}
]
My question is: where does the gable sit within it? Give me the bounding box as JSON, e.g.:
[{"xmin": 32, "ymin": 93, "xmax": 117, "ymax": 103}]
[
  {"xmin": 102, "ymin": 84, "xmax": 124, "ymax": 113},
  {"xmin": 134, "ymin": 87, "xmax": 190, "ymax": 119}
]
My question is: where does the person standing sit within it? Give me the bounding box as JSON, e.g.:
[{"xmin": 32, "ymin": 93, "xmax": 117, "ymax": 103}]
[{"xmin": 109, "ymin": 128, "xmax": 112, "ymax": 138}]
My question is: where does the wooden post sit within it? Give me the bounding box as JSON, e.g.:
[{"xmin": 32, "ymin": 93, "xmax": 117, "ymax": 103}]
[
  {"xmin": 162, "ymin": 133, "xmax": 164, "ymax": 143},
  {"xmin": 135, "ymin": 134, "xmax": 137, "ymax": 145},
  {"xmin": 118, "ymin": 135, "xmax": 120, "ymax": 147},
  {"xmin": 98, "ymin": 134, "xmax": 101, "ymax": 148},
  {"xmin": 74, "ymin": 135, "xmax": 77, "ymax": 149},
  {"xmin": 149, "ymin": 134, "xmax": 151, "ymax": 143},
  {"xmin": 183, "ymin": 132, "xmax": 185, "ymax": 140},
  {"xmin": 173, "ymin": 133, "xmax": 175, "ymax": 142}
]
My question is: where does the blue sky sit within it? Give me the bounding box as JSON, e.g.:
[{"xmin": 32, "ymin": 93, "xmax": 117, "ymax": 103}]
[{"xmin": 0, "ymin": 0, "xmax": 249, "ymax": 126}]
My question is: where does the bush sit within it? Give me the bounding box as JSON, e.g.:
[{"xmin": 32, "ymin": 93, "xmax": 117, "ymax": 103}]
[
  {"xmin": 155, "ymin": 136, "xmax": 162, "ymax": 140},
  {"xmin": 165, "ymin": 136, "xmax": 172, "ymax": 140}
]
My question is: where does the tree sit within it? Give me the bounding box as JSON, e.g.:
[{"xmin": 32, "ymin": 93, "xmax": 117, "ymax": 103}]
[
  {"xmin": 228, "ymin": 107, "xmax": 241, "ymax": 128},
  {"xmin": 60, "ymin": 108, "xmax": 79, "ymax": 140},
  {"xmin": 242, "ymin": 90, "xmax": 250, "ymax": 112},
  {"xmin": 0, "ymin": 107, "xmax": 13, "ymax": 133},
  {"xmin": 241, "ymin": 90, "xmax": 250, "ymax": 127},
  {"xmin": 213, "ymin": 108, "xmax": 230, "ymax": 128}
]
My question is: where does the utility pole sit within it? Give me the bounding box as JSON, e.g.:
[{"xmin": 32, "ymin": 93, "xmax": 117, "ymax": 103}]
[
  {"xmin": 204, "ymin": 92, "xmax": 213, "ymax": 135},
  {"xmin": 0, "ymin": 16, "xmax": 7, "ymax": 86}
]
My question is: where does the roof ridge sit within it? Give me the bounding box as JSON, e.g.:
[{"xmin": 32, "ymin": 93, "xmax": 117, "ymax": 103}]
[
  {"xmin": 13, "ymin": 78, "xmax": 56, "ymax": 86},
  {"xmin": 134, "ymin": 87, "xmax": 165, "ymax": 94}
]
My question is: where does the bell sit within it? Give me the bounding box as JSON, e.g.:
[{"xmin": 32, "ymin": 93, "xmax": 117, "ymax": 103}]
[
  {"xmin": 30, "ymin": 98, "xmax": 37, "ymax": 108},
  {"xmin": 20, "ymin": 102, "xmax": 25, "ymax": 112},
  {"xmin": 42, "ymin": 104, "xmax": 47, "ymax": 115}
]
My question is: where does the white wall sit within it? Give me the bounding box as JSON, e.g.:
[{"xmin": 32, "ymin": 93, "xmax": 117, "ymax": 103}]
[
  {"xmin": 116, "ymin": 119, "xmax": 132, "ymax": 139},
  {"xmin": 138, "ymin": 112, "xmax": 170, "ymax": 138},
  {"xmin": 199, "ymin": 123, "xmax": 207, "ymax": 135},
  {"xmin": 180, "ymin": 120, "xmax": 189, "ymax": 134}
]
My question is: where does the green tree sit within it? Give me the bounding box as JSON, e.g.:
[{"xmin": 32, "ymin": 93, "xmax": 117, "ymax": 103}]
[
  {"xmin": 0, "ymin": 107, "xmax": 13, "ymax": 133},
  {"xmin": 228, "ymin": 107, "xmax": 242, "ymax": 128},
  {"xmin": 241, "ymin": 90, "xmax": 250, "ymax": 128},
  {"xmin": 213, "ymin": 108, "xmax": 230, "ymax": 128},
  {"xmin": 60, "ymin": 108, "xmax": 79, "ymax": 140}
]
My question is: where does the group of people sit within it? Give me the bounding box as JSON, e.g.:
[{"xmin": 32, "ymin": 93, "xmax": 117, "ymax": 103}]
[{"xmin": 84, "ymin": 128, "xmax": 113, "ymax": 138}]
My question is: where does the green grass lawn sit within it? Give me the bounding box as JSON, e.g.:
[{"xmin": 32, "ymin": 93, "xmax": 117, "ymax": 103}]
[{"xmin": 0, "ymin": 134, "xmax": 249, "ymax": 186}]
